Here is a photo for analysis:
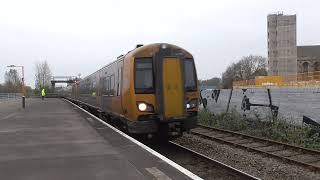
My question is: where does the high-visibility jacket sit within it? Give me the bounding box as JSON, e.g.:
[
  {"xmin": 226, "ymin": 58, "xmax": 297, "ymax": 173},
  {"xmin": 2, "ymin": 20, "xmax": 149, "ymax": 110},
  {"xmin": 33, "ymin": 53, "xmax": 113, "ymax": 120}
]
[{"xmin": 41, "ymin": 89, "xmax": 46, "ymax": 96}]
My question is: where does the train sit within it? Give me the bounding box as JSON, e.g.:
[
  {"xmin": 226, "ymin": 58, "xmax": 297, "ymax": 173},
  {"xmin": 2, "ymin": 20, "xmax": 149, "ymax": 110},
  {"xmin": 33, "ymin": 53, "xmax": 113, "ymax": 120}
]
[{"xmin": 64, "ymin": 43, "xmax": 199, "ymax": 138}]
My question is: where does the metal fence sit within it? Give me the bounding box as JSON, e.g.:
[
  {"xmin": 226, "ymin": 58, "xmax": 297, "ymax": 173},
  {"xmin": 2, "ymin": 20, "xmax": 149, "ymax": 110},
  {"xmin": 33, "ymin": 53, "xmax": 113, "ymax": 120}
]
[{"xmin": 0, "ymin": 93, "xmax": 22, "ymax": 102}]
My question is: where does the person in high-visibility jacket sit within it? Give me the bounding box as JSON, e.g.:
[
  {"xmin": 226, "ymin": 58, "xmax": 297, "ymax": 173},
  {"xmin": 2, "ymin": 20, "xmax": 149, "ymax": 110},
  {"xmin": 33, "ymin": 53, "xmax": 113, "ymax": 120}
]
[{"xmin": 41, "ymin": 88, "xmax": 46, "ymax": 100}]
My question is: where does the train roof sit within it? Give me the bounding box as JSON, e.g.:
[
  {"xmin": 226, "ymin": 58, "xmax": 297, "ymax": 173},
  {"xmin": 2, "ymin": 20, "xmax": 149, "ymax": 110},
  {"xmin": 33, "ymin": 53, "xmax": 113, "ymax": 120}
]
[
  {"xmin": 78, "ymin": 43, "xmax": 193, "ymax": 82},
  {"xmin": 127, "ymin": 43, "xmax": 193, "ymax": 58}
]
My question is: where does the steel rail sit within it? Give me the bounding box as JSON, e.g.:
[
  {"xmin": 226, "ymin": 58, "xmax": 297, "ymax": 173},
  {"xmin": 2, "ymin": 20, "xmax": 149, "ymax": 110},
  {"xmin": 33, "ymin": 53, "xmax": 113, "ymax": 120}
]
[
  {"xmin": 168, "ymin": 141, "xmax": 260, "ymax": 180},
  {"xmin": 192, "ymin": 124, "xmax": 320, "ymax": 171}
]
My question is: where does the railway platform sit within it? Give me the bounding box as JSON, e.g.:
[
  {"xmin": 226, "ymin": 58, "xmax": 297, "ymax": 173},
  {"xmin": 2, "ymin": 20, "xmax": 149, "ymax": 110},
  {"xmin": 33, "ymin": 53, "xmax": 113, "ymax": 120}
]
[{"xmin": 0, "ymin": 98, "xmax": 198, "ymax": 180}]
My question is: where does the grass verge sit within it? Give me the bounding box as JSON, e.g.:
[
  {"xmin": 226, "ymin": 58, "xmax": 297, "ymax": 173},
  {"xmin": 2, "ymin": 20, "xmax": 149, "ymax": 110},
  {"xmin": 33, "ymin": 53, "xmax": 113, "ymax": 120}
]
[{"xmin": 198, "ymin": 109, "xmax": 320, "ymax": 150}]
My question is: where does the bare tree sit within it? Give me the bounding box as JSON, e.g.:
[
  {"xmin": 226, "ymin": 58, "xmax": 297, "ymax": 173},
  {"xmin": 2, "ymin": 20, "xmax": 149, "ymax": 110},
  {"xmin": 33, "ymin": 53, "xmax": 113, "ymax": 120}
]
[
  {"xmin": 222, "ymin": 55, "xmax": 267, "ymax": 88},
  {"xmin": 4, "ymin": 69, "xmax": 22, "ymax": 93},
  {"xmin": 237, "ymin": 55, "xmax": 267, "ymax": 80},
  {"xmin": 34, "ymin": 60, "xmax": 52, "ymax": 91},
  {"xmin": 222, "ymin": 62, "xmax": 237, "ymax": 88},
  {"xmin": 0, "ymin": 84, "xmax": 3, "ymax": 93}
]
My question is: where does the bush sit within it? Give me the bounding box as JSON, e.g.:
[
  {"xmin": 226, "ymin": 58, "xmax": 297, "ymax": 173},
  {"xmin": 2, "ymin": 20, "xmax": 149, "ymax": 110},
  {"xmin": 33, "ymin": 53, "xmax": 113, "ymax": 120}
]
[{"xmin": 198, "ymin": 109, "xmax": 248, "ymax": 131}]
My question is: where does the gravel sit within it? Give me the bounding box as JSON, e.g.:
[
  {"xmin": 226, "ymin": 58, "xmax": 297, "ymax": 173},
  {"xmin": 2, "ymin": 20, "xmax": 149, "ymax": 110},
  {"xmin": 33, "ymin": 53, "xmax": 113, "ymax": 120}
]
[
  {"xmin": 173, "ymin": 134, "xmax": 320, "ymax": 180},
  {"xmin": 147, "ymin": 142, "xmax": 251, "ymax": 180}
]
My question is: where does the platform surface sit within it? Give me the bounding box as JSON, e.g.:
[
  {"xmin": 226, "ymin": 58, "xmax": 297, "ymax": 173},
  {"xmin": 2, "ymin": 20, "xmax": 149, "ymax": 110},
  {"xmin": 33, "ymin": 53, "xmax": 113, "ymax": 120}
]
[{"xmin": 0, "ymin": 98, "xmax": 192, "ymax": 180}]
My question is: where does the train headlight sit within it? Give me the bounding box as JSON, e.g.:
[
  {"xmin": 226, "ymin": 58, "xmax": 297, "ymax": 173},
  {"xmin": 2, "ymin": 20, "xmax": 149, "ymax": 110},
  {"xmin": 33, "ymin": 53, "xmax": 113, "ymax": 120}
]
[
  {"xmin": 186, "ymin": 99, "xmax": 197, "ymax": 109},
  {"xmin": 138, "ymin": 103, "xmax": 147, "ymax": 111},
  {"xmin": 137, "ymin": 102, "xmax": 154, "ymax": 112},
  {"xmin": 161, "ymin": 44, "xmax": 167, "ymax": 49}
]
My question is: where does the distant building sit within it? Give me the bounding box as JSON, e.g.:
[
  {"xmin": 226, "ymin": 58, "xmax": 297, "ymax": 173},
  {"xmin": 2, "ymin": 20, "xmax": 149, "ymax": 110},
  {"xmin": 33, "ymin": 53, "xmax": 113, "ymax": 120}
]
[
  {"xmin": 267, "ymin": 13, "xmax": 297, "ymax": 76},
  {"xmin": 267, "ymin": 13, "xmax": 320, "ymax": 78},
  {"xmin": 297, "ymin": 45, "xmax": 320, "ymax": 74}
]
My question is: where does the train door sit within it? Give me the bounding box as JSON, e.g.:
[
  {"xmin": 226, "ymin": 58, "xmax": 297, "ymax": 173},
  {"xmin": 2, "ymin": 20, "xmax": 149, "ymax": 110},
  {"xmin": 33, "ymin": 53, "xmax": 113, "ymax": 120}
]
[
  {"xmin": 98, "ymin": 74, "xmax": 105, "ymax": 109},
  {"xmin": 113, "ymin": 60, "xmax": 123, "ymax": 114},
  {"xmin": 162, "ymin": 57, "xmax": 184, "ymax": 118}
]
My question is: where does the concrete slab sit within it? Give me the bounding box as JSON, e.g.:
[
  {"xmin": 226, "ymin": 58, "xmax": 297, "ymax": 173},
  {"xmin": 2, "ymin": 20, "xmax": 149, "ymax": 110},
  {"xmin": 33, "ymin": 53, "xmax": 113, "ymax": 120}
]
[{"xmin": 0, "ymin": 98, "xmax": 194, "ymax": 180}]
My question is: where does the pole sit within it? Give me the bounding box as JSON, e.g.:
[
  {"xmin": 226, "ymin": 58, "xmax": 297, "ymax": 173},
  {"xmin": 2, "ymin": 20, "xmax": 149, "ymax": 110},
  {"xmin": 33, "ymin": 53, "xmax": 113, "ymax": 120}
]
[
  {"xmin": 22, "ymin": 96, "xmax": 25, "ymax": 108},
  {"xmin": 22, "ymin": 66, "xmax": 25, "ymax": 96},
  {"xmin": 226, "ymin": 89, "xmax": 233, "ymax": 113}
]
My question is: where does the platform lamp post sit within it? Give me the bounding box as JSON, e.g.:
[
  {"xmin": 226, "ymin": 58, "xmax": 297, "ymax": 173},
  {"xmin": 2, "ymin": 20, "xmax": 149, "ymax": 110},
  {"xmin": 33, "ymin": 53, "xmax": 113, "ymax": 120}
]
[{"xmin": 7, "ymin": 65, "xmax": 25, "ymax": 108}]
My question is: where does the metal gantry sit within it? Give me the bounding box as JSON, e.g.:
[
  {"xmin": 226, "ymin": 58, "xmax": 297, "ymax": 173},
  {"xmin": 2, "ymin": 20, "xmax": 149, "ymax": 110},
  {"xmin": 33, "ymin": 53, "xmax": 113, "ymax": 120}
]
[{"xmin": 51, "ymin": 76, "xmax": 78, "ymax": 87}]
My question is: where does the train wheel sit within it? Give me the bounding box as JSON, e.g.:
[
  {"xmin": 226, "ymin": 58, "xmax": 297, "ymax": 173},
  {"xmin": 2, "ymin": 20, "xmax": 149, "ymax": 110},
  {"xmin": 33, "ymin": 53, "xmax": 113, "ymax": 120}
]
[
  {"xmin": 155, "ymin": 124, "xmax": 169, "ymax": 142},
  {"xmin": 98, "ymin": 113, "xmax": 105, "ymax": 121},
  {"xmin": 104, "ymin": 114, "xmax": 112, "ymax": 124}
]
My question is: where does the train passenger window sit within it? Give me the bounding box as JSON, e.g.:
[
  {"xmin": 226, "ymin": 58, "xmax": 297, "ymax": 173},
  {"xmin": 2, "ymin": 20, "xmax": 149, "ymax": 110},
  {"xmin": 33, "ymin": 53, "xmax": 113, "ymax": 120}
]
[
  {"xmin": 117, "ymin": 69, "xmax": 120, "ymax": 96},
  {"xmin": 100, "ymin": 77, "xmax": 106, "ymax": 94},
  {"xmin": 183, "ymin": 59, "xmax": 197, "ymax": 91},
  {"xmin": 105, "ymin": 75, "xmax": 115, "ymax": 96},
  {"xmin": 105, "ymin": 76, "xmax": 110, "ymax": 96},
  {"xmin": 135, "ymin": 58, "xmax": 154, "ymax": 93},
  {"xmin": 110, "ymin": 75, "xmax": 115, "ymax": 96}
]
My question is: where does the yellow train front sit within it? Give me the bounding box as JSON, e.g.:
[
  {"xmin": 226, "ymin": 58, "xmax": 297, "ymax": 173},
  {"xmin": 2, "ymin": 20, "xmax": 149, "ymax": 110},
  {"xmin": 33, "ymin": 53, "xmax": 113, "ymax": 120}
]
[{"xmin": 69, "ymin": 43, "xmax": 199, "ymax": 138}]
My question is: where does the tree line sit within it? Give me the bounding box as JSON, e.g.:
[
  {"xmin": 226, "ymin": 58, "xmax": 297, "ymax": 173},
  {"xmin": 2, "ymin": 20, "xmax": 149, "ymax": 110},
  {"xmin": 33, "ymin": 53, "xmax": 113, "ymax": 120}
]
[
  {"xmin": 0, "ymin": 60, "xmax": 52, "ymax": 95},
  {"xmin": 0, "ymin": 69, "xmax": 23, "ymax": 93},
  {"xmin": 199, "ymin": 55, "xmax": 267, "ymax": 89}
]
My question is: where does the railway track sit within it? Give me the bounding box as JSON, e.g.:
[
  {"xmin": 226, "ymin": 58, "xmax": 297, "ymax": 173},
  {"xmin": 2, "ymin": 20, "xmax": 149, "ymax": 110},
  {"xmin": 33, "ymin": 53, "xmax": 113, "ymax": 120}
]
[
  {"xmin": 68, "ymin": 99, "xmax": 258, "ymax": 179},
  {"xmin": 69, "ymin": 100, "xmax": 257, "ymax": 179},
  {"xmin": 192, "ymin": 124, "xmax": 320, "ymax": 171},
  {"xmin": 148, "ymin": 141, "xmax": 259, "ymax": 180}
]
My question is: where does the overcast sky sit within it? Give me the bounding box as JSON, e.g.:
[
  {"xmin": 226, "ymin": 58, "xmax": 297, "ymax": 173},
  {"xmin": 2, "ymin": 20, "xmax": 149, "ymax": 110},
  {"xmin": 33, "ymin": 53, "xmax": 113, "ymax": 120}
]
[{"xmin": 0, "ymin": 0, "xmax": 319, "ymax": 87}]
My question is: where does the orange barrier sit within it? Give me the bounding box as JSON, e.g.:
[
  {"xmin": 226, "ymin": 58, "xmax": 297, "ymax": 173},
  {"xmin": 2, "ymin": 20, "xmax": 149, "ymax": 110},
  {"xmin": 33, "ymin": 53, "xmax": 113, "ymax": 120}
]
[{"xmin": 233, "ymin": 71, "xmax": 320, "ymax": 88}]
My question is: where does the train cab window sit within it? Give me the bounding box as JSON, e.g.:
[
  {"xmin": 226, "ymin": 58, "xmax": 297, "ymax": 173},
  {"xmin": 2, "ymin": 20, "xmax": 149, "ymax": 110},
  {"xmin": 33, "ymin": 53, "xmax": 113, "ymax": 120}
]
[
  {"xmin": 135, "ymin": 58, "xmax": 154, "ymax": 94},
  {"xmin": 183, "ymin": 59, "xmax": 197, "ymax": 91}
]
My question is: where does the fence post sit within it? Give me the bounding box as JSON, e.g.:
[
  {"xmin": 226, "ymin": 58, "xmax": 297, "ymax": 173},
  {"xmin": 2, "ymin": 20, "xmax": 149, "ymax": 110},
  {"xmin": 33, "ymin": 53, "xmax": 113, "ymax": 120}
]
[
  {"xmin": 226, "ymin": 89, "xmax": 233, "ymax": 113},
  {"xmin": 22, "ymin": 96, "xmax": 25, "ymax": 108}
]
